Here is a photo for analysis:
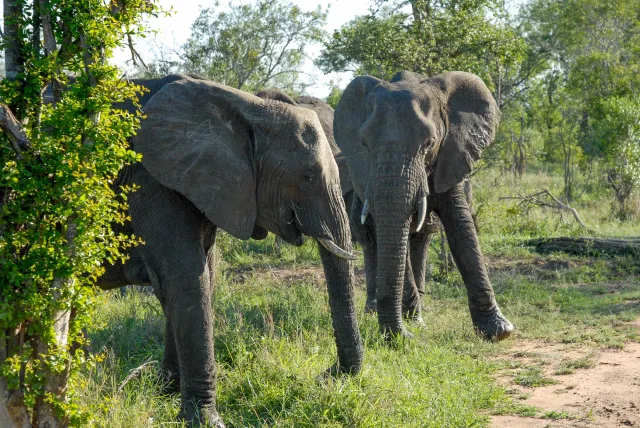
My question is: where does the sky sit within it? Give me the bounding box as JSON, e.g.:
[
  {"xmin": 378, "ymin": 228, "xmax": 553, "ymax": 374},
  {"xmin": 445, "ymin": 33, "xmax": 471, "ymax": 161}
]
[{"xmin": 112, "ymin": 0, "xmax": 379, "ymax": 98}]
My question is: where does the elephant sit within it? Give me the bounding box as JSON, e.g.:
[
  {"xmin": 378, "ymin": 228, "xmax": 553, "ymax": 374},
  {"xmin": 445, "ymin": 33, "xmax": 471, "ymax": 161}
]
[
  {"xmin": 334, "ymin": 70, "xmax": 514, "ymax": 341},
  {"xmin": 255, "ymin": 89, "xmax": 355, "ymax": 233},
  {"xmin": 97, "ymin": 75, "xmax": 364, "ymax": 426}
]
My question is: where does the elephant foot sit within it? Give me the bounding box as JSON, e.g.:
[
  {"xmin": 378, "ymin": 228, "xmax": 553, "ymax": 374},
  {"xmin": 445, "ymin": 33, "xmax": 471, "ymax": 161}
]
[
  {"xmin": 364, "ymin": 299, "xmax": 377, "ymax": 314},
  {"xmin": 402, "ymin": 299, "xmax": 421, "ymax": 321},
  {"xmin": 472, "ymin": 308, "xmax": 514, "ymax": 342},
  {"xmin": 179, "ymin": 401, "xmax": 225, "ymax": 428},
  {"xmin": 380, "ymin": 323, "xmax": 413, "ymax": 342},
  {"xmin": 319, "ymin": 361, "xmax": 361, "ymax": 380}
]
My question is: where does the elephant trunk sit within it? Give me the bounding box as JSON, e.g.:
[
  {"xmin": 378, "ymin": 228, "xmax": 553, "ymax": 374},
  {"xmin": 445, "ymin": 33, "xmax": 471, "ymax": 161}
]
[
  {"xmin": 370, "ymin": 154, "xmax": 427, "ymax": 336},
  {"xmin": 316, "ymin": 185, "xmax": 363, "ymax": 373}
]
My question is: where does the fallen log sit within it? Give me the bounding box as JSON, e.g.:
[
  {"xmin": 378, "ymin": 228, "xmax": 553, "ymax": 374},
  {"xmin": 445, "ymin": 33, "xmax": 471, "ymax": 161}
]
[{"xmin": 526, "ymin": 236, "xmax": 640, "ymax": 255}]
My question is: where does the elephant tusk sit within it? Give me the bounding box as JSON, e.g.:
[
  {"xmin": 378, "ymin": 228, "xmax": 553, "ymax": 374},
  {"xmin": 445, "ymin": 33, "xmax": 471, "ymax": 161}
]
[
  {"xmin": 360, "ymin": 198, "xmax": 370, "ymax": 225},
  {"xmin": 317, "ymin": 238, "xmax": 358, "ymax": 260},
  {"xmin": 415, "ymin": 196, "xmax": 427, "ymax": 232}
]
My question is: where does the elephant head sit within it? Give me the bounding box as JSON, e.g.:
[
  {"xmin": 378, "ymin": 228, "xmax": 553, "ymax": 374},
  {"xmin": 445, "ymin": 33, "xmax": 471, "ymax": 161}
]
[
  {"xmin": 134, "ymin": 77, "xmax": 363, "ymax": 373},
  {"xmin": 334, "ymin": 71, "xmax": 499, "ymax": 335},
  {"xmin": 256, "ymin": 89, "xmax": 354, "ymax": 207}
]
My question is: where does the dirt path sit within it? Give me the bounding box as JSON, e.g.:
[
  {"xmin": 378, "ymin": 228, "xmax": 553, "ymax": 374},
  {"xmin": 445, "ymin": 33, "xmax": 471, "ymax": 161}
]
[{"xmin": 492, "ymin": 333, "xmax": 640, "ymax": 427}]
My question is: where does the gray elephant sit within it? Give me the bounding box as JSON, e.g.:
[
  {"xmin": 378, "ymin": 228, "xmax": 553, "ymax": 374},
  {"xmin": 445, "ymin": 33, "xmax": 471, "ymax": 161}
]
[
  {"xmin": 334, "ymin": 70, "xmax": 514, "ymax": 341},
  {"xmin": 255, "ymin": 89, "xmax": 355, "ymax": 229},
  {"xmin": 98, "ymin": 75, "xmax": 363, "ymax": 426}
]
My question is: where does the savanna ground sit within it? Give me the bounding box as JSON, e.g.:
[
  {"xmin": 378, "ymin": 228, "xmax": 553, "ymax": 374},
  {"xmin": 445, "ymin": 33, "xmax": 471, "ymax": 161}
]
[{"xmin": 77, "ymin": 169, "xmax": 640, "ymax": 427}]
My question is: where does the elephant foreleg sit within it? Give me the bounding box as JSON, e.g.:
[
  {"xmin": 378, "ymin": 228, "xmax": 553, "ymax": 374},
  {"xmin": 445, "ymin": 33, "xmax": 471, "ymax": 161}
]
[
  {"xmin": 434, "ymin": 182, "xmax": 514, "ymax": 341},
  {"xmin": 351, "ymin": 196, "xmax": 377, "ymax": 313}
]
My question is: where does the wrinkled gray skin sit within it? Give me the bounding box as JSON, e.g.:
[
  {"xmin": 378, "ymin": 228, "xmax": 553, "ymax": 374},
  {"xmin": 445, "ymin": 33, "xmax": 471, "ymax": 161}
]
[
  {"xmin": 334, "ymin": 70, "xmax": 514, "ymax": 341},
  {"xmin": 98, "ymin": 75, "xmax": 363, "ymax": 426},
  {"xmin": 255, "ymin": 89, "xmax": 355, "ymax": 230}
]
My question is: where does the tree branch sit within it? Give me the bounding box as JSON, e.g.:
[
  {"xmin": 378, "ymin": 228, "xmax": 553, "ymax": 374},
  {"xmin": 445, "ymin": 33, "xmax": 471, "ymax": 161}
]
[
  {"xmin": 127, "ymin": 33, "xmax": 148, "ymax": 69},
  {"xmin": 40, "ymin": 0, "xmax": 57, "ymax": 55},
  {"xmin": 500, "ymin": 188, "xmax": 591, "ymax": 231},
  {"xmin": 0, "ymin": 104, "xmax": 32, "ymax": 158}
]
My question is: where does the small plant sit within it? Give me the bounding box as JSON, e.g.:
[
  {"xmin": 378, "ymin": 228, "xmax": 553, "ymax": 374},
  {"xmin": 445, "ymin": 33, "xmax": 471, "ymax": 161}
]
[
  {"xmin": 542, "ymin": 410, "xmax": 576, "ymax": 420},
  {"xmin": 554, "ymin": 354, "xmax": 596, "ymax": 375},
  {"xmin": 513, "ymin": 367, "xmax": 557, "ymax": 387}
]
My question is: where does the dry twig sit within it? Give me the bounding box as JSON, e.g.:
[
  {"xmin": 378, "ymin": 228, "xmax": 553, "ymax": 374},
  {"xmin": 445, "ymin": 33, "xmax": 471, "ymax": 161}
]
[
  {"xmin": 127, "ymin": 34, "xmax": 148, "ymax": 69},
  {"xmin": 118, "ymin": 359, "xmax": 158, "ymax": 392}
]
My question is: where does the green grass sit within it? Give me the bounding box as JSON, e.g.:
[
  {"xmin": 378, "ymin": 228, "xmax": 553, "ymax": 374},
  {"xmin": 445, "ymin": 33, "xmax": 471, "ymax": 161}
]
[
  {"xmin": 74, "ymin": 168, "xmax": 640, "ymax": 426},
  {"xmin": 80, "ymin": 280, "xmax": 507, "ymax": 427},
  {"xmin": 553, "ymin": 354, "xmax": 597, "ymax": 375},
  {"xmin": 513, "ymin": 367, "xmax": 557, "ymax": 387}
]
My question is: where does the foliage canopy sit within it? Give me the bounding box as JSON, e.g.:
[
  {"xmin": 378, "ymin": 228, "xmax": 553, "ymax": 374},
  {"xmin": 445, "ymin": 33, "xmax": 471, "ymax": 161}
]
[{"xmin": 182, "ymin": 0, "xmax": 327, "ymax": 93}]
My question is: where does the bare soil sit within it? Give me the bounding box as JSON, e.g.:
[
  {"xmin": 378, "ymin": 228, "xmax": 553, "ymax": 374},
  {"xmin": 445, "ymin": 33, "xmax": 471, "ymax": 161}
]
[{"xmin": 492, "ymin": 335, "xmax": 640, "ymax": 427}]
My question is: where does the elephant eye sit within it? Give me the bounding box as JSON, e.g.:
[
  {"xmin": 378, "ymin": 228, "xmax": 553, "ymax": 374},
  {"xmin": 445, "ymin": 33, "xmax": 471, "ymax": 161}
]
[
  {"xmin": 299, "ymin": 170, "xmax": 315, "ymax": 188},
  {"xmin": 421, "ymin": 137, "xmax": 436, "ymax": 152}
]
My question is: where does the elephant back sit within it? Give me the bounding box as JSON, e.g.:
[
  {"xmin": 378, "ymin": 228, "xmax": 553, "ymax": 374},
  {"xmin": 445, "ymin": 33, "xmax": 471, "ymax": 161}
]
[{"xmin": 114, "ymin": 74, "xmax": 206, "ymax": 115}]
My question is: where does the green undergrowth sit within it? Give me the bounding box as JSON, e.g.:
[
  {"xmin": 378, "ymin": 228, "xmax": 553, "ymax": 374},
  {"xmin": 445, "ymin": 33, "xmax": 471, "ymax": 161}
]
[{"xmin": 74, "ymin": 168, "xmax": 640, "ymax": 426}]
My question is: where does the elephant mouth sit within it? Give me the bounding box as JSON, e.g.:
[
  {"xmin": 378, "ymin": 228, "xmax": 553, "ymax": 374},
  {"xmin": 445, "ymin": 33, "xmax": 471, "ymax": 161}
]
[
  {"xmin": 279, "ymin": 204, "xmax": 356, "ymax": 260},
  {"xmin": 278, "ymin": 203, "xmax": 305, "ymax": 246}
]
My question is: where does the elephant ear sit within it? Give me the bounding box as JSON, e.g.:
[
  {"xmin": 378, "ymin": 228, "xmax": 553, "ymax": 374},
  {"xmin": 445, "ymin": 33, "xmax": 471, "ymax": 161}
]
[
  {"xmin": 430, "ymin": 71, "xmax": 500, "ymax": 194},
  {"xmin": 133, "ymin": 78, "xmax": 261, "ymax": 240},
  {"xmin": 334, "ymin": 75, "xmax": 384, "ymax": 201},
  {"xmin": 334, "ymin": 153, "xmax": 354, "ymax": 197},
  {"xmin": 296, "ymin": 96, "xmax": 340, "ymax": 156}
]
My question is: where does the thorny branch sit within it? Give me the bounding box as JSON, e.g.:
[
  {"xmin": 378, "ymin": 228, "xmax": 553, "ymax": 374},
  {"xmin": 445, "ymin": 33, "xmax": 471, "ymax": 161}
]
[{"xmin": 499, "ymin": 188, "xmax": 591, "ymax": 231}]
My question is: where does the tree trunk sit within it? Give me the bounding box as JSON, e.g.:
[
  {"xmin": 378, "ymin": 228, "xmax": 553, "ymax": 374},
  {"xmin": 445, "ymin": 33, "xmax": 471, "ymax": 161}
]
[{"xmin": 3, "ymin": 0, "xmax": 24, "ymax": 79}]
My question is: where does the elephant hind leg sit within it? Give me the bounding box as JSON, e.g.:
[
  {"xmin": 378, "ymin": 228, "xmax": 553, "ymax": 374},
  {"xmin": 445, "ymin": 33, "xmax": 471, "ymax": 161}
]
[
  {"xmin": 401, "ymin": 250, "xmax": 421, "ymax": 321},
  {"xmin": 410, "ymin": 229, "xmax": 432, "ymax": 298}
]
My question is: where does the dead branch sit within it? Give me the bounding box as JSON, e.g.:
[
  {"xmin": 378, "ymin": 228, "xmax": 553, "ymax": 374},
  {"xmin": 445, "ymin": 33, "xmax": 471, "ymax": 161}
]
[
  {"xmin": 118, "ymin": 359, "xmax": 158, "ymax": 392},
  {"xmin": 500, "ymin": 188, "xmax": 590, "ymax": 231},
  {"xmin": 127, "ymin": 34, "xmax": 148, "ymax": 69},
  {"xmin": 0, "ymin": 104, "xmax": 32, "ymax": 158}
]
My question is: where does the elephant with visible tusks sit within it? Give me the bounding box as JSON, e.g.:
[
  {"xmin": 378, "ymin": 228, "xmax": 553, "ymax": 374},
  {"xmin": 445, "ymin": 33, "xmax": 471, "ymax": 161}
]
[
  {"xmin": 256, "ymin": 89, "xmax": 356, "ymax": 230},
  {"xmin": 98, "ymin": 75, "xmax": 363, "ymax": 426},
  {"xmin": 334, "ymin": 70, "xmax": 514, "ymax": 341}
]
